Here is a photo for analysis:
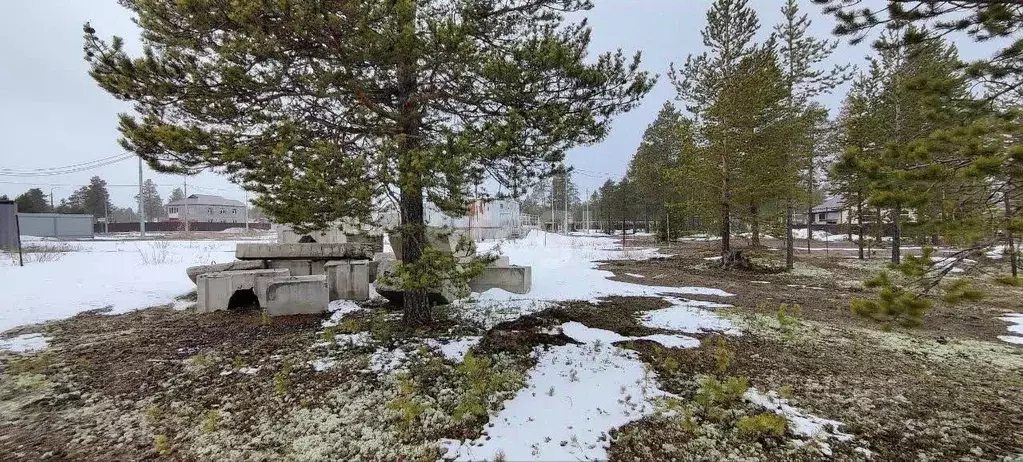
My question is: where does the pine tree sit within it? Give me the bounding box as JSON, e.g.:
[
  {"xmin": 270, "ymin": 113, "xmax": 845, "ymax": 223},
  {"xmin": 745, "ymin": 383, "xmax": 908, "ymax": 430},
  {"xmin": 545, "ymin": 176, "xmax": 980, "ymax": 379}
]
[
  {"xmin": 14, "ymin": 188, "xmax": 51, "ymax": 213},
  {"xmin": 775, "ymin": 0, "xmax": 853, "ymax": 269},
  {"xmin": 135, "ymin": 179, "xmax": 165, "ymax": 220},
  {"xmin": 58, "ymin": 176, "xmax": 111, "ymax": 218},
  {"xmin": 670, "ymin": 0, "xmax": 761, "ymax": 259},
  {"xmin": 624, "ymin": 102, "xmax": 690, "ymax": 239},
  {"xmin": 169, "ymin": 187, "xmax": 185, "ymax": 203},
  {"xmin": 84, "ymin": 0, "xmax": 654, "ymax": 325}
]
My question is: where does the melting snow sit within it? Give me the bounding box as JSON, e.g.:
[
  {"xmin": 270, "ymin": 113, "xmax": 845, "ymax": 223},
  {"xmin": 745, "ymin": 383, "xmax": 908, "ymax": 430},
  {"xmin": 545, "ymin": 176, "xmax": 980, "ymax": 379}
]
[
  {"xmin": 424, "ymin": 337, "xmax": 481, "ymax": 362},
  {"xmin": 0, "ymin": 333, "xmax": 50, "ymax": 353},
  {"xmin": 745, "ymin": 387, "xmax": 853, "ymax": 455},
  {"xmin": 998, "ymin": 314, "xmax": 1023, "ymax": 345},
  {"xmin": 322, "ymin": 300, "xmax": 365, "ymax": 328},
  {"xmin": 442, "ymin": 323, "xmax": 684, "ymax": 461},
  {"xmin": 640, "ymin": 299, "xmax": 739, "ymax": 335},
  {"xmin": 624, "ymin": 273, "xmax": 645, "ymax": 279}
]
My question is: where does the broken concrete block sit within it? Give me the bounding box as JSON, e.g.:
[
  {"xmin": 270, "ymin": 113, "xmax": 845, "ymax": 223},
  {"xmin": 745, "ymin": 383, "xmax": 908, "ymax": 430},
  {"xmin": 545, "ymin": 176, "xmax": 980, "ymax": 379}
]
[
  {"xmin": 325, "ymin": 260, "xmax": 371, "ymax": 301},
  {"xmin": 187, "ymin": 260, "xmax": 265, "ymax": 283},
  {"xmin": 236, "ymin": 243, "xmax": 378, "ymax": 261},
  {"xmin": 469, "ymin": 265, "xmax": 532, "ymax": 295},
  {"xmin": 389, "ymin": 227, "xmax": 472, "ymax": 262},
  {"xmin": 264, "ymin": 275, "xmax": 329, "ymax": 316},
  {"xmin": 196, "ymin": 269, "xmax": 290, "ymax": 312}
]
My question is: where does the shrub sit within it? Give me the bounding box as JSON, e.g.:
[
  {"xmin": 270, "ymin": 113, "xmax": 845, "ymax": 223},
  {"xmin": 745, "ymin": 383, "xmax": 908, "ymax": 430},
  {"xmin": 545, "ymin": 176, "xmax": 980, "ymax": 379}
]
[
  {"xmin": 154, "ymin": 434, "xmax": 171, "ymax": 454},
  {"xmin": 995, "ymin": 275, "xmax": 1022, "ymax": 287},
  {"xmin": 851, "ymin": 248, "xmax": 984, "ymax": 328},
  {"xmin": 736, "ymin": 412, "xmax": 788, "ymax": 438}
]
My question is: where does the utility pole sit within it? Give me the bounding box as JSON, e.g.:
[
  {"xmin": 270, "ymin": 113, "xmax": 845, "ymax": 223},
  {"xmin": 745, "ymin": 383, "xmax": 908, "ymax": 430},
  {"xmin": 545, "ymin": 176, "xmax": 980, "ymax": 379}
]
[
  {"xmin": 585, "ymin": 188, "xmax": 589, "ymax": 234},
  {"xmin": 550, "ymin": 175, "xmax": 555, "ymax": 234},
  {"xmin": 104, "ymin": 201, "xmax": 109, "ymax": 234},
  {"xmin": 49, "ymin": 188, "xmax": 55, "ymax": 211},
  {"xmin": 563, "ymin": 169, "xmax": 569, "ymax": 234},
  {"xmin": 138, "ymin": 157, "xmax": 146, "ymax": 237},
  {"xmin": 244, "ymin": 190, "xmax": 249, "ymax": 232},
  {"xmin": 183, "ymin": 176, "xmax": 189, "ymax": 232}
]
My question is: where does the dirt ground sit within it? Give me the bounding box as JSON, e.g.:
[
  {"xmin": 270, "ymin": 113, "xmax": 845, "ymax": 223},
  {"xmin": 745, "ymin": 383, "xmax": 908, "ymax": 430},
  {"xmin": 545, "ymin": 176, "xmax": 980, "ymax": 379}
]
[{"xmin": 2, "ymin": 238, "xmax": 1022, "ymax": 460}]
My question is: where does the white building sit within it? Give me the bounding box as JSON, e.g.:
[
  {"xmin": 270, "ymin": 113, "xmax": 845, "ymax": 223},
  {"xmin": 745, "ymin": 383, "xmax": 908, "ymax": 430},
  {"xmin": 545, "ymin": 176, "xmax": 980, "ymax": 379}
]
[{"xmin": 166, "ymin": 194, "xmax": 246, "ymax": 223}]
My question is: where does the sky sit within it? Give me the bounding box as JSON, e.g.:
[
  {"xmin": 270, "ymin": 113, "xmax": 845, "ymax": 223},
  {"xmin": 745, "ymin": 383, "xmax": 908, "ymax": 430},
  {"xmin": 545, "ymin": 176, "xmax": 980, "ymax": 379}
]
[{"xmin": 0, "ymin": 0, "xmax": 990, "ymax": 209}]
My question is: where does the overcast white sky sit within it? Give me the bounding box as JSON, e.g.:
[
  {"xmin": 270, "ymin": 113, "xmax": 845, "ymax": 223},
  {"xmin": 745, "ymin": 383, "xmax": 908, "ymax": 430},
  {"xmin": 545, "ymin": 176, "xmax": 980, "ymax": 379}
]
[{"xmin": 0, "ymin": 1, "xmax": 989, "ymax": 208}]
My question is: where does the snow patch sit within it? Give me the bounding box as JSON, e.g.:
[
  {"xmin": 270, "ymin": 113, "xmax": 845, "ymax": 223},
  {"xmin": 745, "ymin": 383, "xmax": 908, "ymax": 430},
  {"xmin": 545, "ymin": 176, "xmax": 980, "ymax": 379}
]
[
  {"xmin": 640, "ymin": 299, "xmax": 739, "ymax": 335},
  {"xmin": 322, "ymin": 300, "xmax": 365, "ymax": 328},
  {"xmin": 442, "ymin": 334, "xmax": 673, "ymax": 461},
  {"xmin": 423, "ymin": 337, "xmax": 481, "ymax": 362},
  {"xmin": 998, "ymin": 314, "xmax": 1023, "ymax": 345},
  {"xmin": 624, "ymin": 273, "xmax": 645, "ymax": 279},
  {"xmin": 745, "ymin": 388, "xmax": 853, "ymax": 447},
  {"xmin": 0, "ymin": 333, "xmax": 49, "ymax": 353},
  {"xmin": 560, "ymin": 321, "xmax": 700, "ymax": 349}
]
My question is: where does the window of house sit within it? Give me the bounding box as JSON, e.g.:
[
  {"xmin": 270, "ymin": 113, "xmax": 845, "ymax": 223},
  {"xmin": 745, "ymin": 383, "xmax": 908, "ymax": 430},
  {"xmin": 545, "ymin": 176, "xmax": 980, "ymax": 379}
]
[
  {"xmin": 232, "ymin": 208, "xmax": 237, "ymax": 214},
  {"xmin": 208, "ymin": 207, "xmax": 214, "ymax": 214},
  {"xmin": 818, "ymin": 213, "xmax": 826, "ymax": 221},
  {"xmin": 169, "ymin": 207, "xmax": 177, "ymax": 213}
]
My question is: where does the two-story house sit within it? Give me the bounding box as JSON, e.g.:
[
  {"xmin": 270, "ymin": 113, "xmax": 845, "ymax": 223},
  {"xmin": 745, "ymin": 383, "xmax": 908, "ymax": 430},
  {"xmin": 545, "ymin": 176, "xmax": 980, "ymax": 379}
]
[{"xmin": 166, "ymin": 194, "xmax": 245, "ymax": 223}]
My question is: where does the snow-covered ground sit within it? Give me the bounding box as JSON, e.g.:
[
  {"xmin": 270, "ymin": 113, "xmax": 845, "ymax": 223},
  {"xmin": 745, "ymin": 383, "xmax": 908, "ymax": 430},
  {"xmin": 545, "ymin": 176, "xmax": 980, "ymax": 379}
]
[
  {"xmin": 998, "ymin": 314, "xmax": 1023, "ymax": 345},
  {"xmin": 0, "ymin": 238, "xmax": 267, "ymax": 333}
]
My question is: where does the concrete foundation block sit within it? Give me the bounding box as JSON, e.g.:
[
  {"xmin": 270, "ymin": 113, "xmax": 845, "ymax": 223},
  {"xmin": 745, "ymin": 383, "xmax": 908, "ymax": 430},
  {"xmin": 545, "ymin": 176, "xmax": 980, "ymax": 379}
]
[
  {"xmin": 325, "ymin": 260, "xmax": 371, "ymax": 301},
  {"xmin": 469, "ymin": 265, "xmax": 531, "ymax": 295},
  {"xmin": 187, "ymin": 260, "xmax": 265, "ymax": 283},
  {"xmin": 264, "ymin": 275, "xmax": 329, "ymax": 316},
  {"xmin": 269, "ymin": 259, "xmax": 315, "ymax": 277},
  {"xmin": 196, "ymin": 268, "xmax": 290, "ymax": 312},
  {"xmin": 236, "ymin": 243, "xmax": 377, "ymax": 261}
]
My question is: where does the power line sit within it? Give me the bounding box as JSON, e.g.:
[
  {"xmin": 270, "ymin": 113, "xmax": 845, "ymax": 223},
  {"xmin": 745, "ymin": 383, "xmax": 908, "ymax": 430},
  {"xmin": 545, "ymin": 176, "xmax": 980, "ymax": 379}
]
[
  {"xmin": 0, "ymin": 154, "xmax": 135, "ymax": 177},
  {"xmin": 0, "ymin": 154, "xmax": 130, "ymax": 173}
]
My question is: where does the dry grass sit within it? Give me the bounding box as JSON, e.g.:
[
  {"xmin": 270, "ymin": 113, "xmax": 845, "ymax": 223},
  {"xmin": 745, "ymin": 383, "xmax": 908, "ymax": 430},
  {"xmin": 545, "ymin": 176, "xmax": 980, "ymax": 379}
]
[{"xmin": 3, "ymin": 243, "xmax": 81, "ymax": 264}]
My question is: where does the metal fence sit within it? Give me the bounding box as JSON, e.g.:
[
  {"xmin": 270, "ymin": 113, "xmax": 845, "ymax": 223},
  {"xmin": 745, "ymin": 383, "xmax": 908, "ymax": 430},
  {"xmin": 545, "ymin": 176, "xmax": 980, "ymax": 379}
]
[
  {"xmin": 95, "ymin": 221, "xmax": 271, "ymax": 233},
  {"xmin": 17, "ymin": 213, "xmax": 95, "ymax": 239}
]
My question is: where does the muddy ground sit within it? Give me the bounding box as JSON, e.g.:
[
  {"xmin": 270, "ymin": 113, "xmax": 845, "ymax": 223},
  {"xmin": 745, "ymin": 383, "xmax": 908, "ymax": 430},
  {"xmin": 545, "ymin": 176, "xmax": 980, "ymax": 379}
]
[{"xmin": 1, "ymin": 238, "xmax": 1022, "ymax": 460}]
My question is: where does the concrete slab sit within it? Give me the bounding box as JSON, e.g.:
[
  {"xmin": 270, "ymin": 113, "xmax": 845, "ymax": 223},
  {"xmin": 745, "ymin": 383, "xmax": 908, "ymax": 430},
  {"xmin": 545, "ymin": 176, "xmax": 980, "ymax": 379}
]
[
  {"xmin": 469, "ymin": 265, "xmax": 531, "ymax": 295},
  {"xmin": 196, "ymin": 269, "xmax": 290, "ymax": 312},
  {"xmin": 264, "ymin": 275, "xmax": 329, "ymax": 316},
  {"xmin": 236, "ymin": 243, "xmax": 378, "ymax": 261},
  {"xmin": 325, "ymin": 260, "xmax": 371, "ymax": 301},
  {"xmin": 187, "ymin": 260, "xmax": 265, "ymax": 283}
]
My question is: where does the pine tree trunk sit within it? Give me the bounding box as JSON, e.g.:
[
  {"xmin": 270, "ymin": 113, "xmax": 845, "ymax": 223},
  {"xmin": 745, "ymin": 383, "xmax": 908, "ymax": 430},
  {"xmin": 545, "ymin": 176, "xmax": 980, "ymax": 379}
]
[
  {"xmin": 721, "ymin": 154, "xmax": 731, "ymax": 256},
  {"xmin": 806, "ymin": 203, "xmax": 813, "ymax": 254},
  {"xmin": 396, "ymin": 0, "xmax": 430, "ymax": 327},
  {"xmin": 1006, "ymin": 190, "xmax": 1018, "ymax": 279},
  {"xmin": 857, "ymin": 190, "xmax": 865, "ymax": 260},
  {"xmin": 785, "ymin": 199, "xmax": 794, "ymax": 270},
  {"xmin": 750, "ymin": 203, "xmax": 760, "ymax": 247},
  {"xmin": 891, "ymin": 204, "xmax": 902, "ymax": 264}
]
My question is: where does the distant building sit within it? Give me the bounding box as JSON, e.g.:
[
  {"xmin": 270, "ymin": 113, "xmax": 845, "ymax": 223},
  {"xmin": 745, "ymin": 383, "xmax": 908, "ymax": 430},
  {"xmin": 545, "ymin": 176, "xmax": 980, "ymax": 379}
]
[
  {"xmin": 809, "ymin": 196, "xmax": 848, "ymax": 225},
  {"xmin": 166, "ymin": 194, "xmax": 245, "ymax": 223}
]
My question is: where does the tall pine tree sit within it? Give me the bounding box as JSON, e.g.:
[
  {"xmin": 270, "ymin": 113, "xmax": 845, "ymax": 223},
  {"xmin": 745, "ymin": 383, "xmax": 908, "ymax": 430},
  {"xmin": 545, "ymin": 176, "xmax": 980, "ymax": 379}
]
[{"xmin": 84, "ymin": 0, "xmax": 654, "ymax": 325}]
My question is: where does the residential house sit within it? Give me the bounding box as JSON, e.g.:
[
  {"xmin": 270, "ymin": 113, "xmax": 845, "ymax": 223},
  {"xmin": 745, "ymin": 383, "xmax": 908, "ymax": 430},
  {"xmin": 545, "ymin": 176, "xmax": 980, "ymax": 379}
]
[{"xmin": 166, "ymin": 194, "xmax": 246, "ymax": 223}]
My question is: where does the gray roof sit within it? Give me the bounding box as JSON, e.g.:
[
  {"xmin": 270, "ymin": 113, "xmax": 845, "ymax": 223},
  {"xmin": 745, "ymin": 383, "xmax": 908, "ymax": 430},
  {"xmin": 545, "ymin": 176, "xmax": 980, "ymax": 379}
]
[
  {"xmin": 811, "ymin": 196, "xmax": 845, "ymax": 213},
  {"xmin": 166, "ymin": 194, "xmax": 244, "ymax": 207}
]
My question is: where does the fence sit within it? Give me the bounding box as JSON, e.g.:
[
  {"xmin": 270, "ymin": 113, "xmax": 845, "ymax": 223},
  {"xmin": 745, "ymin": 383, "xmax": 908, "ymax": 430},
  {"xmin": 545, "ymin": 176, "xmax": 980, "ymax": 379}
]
[
  {"xmin": 0, "ymin": 201, "xmax": 17, "ymax": 249},
  {"xmin": 95, "ymin": 221, "xmax": 272, "ymax": 233},
  {"xmin": 18, "ymin": 213, "xmax": 95, "ymax": 239}
]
